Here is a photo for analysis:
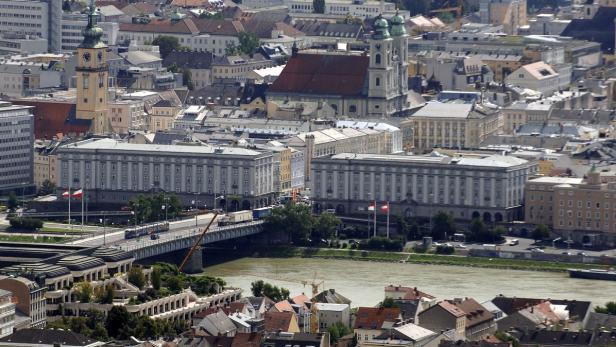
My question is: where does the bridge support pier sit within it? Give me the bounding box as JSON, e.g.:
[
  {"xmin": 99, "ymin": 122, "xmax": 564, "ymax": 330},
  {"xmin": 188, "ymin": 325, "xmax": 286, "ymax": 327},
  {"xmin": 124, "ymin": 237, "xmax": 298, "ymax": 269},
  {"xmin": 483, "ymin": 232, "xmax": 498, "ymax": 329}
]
[{"xmin": 183, "ymin": 247, "xmax": 203, "ymax": 274}]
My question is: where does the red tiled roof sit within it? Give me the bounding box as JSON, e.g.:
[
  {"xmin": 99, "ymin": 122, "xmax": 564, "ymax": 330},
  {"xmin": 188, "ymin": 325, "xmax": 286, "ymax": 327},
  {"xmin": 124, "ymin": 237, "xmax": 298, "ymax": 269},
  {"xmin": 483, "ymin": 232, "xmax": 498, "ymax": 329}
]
[
  {"xmin": 12, "ymin": 100, "xmax": 91, "ymax": 139},
  {"xmin": 229, "ymin": 302, "xmax": 246, "ymax": 313},
  {"xmin": 291, "ymin": 294, "xmax": 310, "ymax": 308},
  {"xmin": 119, "ymin": 18, "xmax": 199, "ymax": 35},
  {"xmin": 273, "ymin": 300, "xmax": 294, "ymax": 313},
  {"xmin": 269, "ymin": 53, "xmax": 368, "ymax": 96},
  {"xmin": 264, "ymin": 311, "xmax": 295, "ymax": 332},
  {"xmin": 354, "ymin": 307, "xmax": 401, "ymax": 330},
  {"xmin": 436, "ymin": 301, "xmax": 466, "ymax": 318},
  {"xmin": 231, "ymin": 333, "xmax": 262, "ymax": 347}
]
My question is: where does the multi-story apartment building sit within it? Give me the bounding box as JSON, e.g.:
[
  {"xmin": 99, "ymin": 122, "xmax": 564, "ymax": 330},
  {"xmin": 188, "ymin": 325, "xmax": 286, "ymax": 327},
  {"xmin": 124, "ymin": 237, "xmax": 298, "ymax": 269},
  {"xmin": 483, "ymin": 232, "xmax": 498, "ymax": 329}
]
[
  {"xmin": 0, "ymin": 248, "xmax": 242, "ymax": 322},
  {"xmin": 0, "ymin": 33, "xmax": 48, "ymax": 55},
  {"xmin": 212, "ymin": 54, "xmax": 274, "ymax": 83},
  {"xmin": 400, "ymin": 102, "xmax": 501, "ymax": 153},
  {"xmin": 479, "ymin": 0, "xmax": 527, "ymax": 34},
  {"xmin": 148, "ymin": 99, "xmax": 181, "ymax": 132},
  {"xmin": 0, "ymin": 0, "xmax": 62, "ymax": 52},
  {"xmin": 288, "ymin": 0, "xmax": 398, "ymax": 18},
  {"xmin": 0, "ymin": 290, "xmax": 15, "ymax": 338},
  {"xmin": 0, "ymin": 102, "xmax": 34, "ymax": 197},
  {"xmin": 0, "ymin": 61, "xmax": 62, "ymax": 97},
  {"xmin": 525, "ymin": 169, "xmax": 616, "ymax": 247},
  {"xmin": 312, "ymin": 153, "xmax": 536, "ymax": 222},
  {"xmin": 0, "ymin": 276, "xmax": 46, "ymax": 329},
  {"xmin": 56, "ymin": 138, "xmax": 276, "ymax": 208},
  {"xmin": 60, "ymin": 13, "xmax": 118, "ymax": 53},
  {"xmin": 107, "ymin": 99, "xmax": 145, "ymax": 134},
  {"xmin": 501, "ymin": 101, "xmax": 553, "ymax": 134},
  {"xmin": 33, "ymin": 139, "xmax": 63, "ymax": 189},
  {"xmin": 285, "ymin": 126, "xmax": 401, "ymax": 182}
]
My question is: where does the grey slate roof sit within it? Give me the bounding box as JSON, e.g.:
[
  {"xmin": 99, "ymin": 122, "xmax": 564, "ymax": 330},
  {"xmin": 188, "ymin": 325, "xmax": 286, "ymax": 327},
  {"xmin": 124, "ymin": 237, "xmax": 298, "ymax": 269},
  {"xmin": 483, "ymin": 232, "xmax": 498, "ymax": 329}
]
[
  {"xmin": 162, "ymin": 50, "xmax": 214, "ymax": 70},
  {"xmin": 0, "ymin": 328, "xmax": 100, "ymax": 346}
]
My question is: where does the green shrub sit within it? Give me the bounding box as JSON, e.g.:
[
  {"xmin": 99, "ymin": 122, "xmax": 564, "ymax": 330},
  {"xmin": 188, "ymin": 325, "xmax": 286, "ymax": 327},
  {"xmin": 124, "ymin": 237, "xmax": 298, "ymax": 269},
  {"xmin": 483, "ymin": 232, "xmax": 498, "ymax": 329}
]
[{"xmin": 8, "ymin": 217, "xmax": 43, "ymax": 230}]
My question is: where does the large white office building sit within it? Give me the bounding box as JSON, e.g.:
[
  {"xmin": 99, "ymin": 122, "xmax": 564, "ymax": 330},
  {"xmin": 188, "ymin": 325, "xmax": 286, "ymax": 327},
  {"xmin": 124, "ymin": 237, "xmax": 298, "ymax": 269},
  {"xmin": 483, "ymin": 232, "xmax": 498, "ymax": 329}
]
[
  {"xmin": 0, "ymin": 102, "xmax": 34, "ymax": 197},
  {"xmin": 311, "ymin": 153, "xmax": 537, "ymax": 222},
  {"xmin": 56, "ymin": 138, "xmax": 276, "ymax": 208},
  {"xmin": 287, "ymin": 0, "xmax": 398, "ymax": 18},
  {"xmin": 0, "ymin": 0, "xmax": 62, "ymax": 52}
]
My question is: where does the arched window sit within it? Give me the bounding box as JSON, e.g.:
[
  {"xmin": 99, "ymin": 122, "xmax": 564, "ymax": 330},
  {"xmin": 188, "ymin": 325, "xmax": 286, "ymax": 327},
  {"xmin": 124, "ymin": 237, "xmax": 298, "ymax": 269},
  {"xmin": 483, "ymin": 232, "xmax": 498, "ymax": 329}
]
[
  {"xmin": 375, "ymin": 77, "xmax": 380, "ymax": 86},
  {"xmin": 375, "ymin": 53, "xmax": 381, "ymax": 65}
]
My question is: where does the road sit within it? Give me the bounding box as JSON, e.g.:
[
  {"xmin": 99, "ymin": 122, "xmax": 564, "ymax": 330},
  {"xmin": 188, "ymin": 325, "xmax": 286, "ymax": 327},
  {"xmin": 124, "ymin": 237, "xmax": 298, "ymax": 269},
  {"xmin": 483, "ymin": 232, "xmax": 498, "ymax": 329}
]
[
  {"xmin": 70, "ymin": 213, "xmax": 220, "ymax": 247},
  {"xmin": 411, "ymin": 237, "xmax": 616, "ymax": 257}
]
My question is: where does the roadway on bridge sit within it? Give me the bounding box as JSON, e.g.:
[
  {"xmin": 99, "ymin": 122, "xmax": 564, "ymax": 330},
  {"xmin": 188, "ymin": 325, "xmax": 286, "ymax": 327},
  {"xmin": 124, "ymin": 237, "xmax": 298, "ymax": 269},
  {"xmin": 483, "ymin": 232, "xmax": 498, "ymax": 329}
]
[{"xmin": 69, "ymin": 213, "xmax": 219, "ymax": 247}]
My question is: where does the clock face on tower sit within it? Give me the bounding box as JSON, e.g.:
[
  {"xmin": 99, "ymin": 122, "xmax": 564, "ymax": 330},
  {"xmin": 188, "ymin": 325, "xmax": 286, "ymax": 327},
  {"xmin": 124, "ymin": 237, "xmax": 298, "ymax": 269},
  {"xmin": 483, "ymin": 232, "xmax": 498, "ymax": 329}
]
[
  {"xmin": 97, "ymin": 51, "xmax": 103, "ymax": 62},
  {"xmin": 83, "ymin": 52, "xmax": 91, "ymax": 62}
]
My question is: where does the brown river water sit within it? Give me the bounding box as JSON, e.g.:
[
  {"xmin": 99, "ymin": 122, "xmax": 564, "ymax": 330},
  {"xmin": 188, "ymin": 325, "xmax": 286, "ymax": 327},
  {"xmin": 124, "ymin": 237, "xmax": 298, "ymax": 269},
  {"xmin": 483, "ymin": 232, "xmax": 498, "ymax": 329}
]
[{"xmin": 204, "ymin": 257, "xmax": 616, "ymax": 307}]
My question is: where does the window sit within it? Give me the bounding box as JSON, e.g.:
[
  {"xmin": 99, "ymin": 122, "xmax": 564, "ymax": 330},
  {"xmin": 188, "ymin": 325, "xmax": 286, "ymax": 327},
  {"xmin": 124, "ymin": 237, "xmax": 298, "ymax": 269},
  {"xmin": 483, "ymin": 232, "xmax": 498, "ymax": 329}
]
[
  {"xmin": 83, "ymin": 75, "xmax": 89, "ymax": 89},
  {"xmin": 376, "ymin": 77, "xmax": 380, "ymax": 86},
  {"xmin": 375, "ymin": 53, "xmax": 381, "ymax": 64},
  {"xmin": 349, "ymin": 105, "xmax": 357, "ymax": 113}
]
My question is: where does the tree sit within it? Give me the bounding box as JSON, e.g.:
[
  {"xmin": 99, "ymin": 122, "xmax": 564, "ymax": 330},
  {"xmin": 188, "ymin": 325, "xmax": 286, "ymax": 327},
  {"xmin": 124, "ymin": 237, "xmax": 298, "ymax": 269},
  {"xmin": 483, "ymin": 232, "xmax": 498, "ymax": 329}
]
[
  {"xmin": 94, "ymin": 284, "xmax": 114, "ymax": 304},
  {"xmin": 7, "ymin": 192, "xmax": 17, "ymax": 212},
  {"xmin": 152, "ymin": 35, "xmax": 182, "ymax": 59},
  {"xmin": 431, "ymin": 211, "xmax": 455, "ymax": 241},
  {"xmin": 237, "ymin": 31, "xmax": 260, "ymax": 55},
  {"xmin": 313, "ymin": 0, "xmax": 325, "ymax": 13},
  {"xmin": 381, "ymin": 297, "xmax": 398, "ymax": 308},
  {"xmin": 250, "ymin": 280, "xmax": 289, "ymax": 301},
  {"xmin": 595, "ymin": 301, "xmax": 616, "ymax": 315},
  {"xmin": 265, "ymin": 203, "xmax": 314, "ymax": 243},
  {"xmin": 39, "ymin": 179, "xmax": 56, "ymax": 195},
  {"xmin": 128, "ymin": 266, "xmax": 146, "ymax": 290},
  {"xmin": 76, "ymin": 282, "xmax": 93, "ymax": 303},
  {"xmin": 182, "ymin": 69, "xmax": 194, "ymax": 90},
  {"xmin": 106, "ymin": 306, "xmax": 133, "ymax": 340},
  {"xmin": 151, "ymin": 266, "xmax": 162, "ymax": 290},
  {"xmin": 532, "ymin": 224, "xmax": 550, "ymax": 241},
  {"xmin": 327, "ymin": 322, "xmax": 351, "ymax": 343},
  {"xmin": 312, "ymin": 213, "xmax": 340, "ymax": 243}
]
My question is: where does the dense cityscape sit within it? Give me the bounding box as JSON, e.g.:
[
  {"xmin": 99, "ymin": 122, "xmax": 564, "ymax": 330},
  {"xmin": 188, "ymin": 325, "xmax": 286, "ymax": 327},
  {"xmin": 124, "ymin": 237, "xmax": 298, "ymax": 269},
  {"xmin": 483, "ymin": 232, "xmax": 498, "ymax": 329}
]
[{"xmin": 0, "ymin": 0, "xmax": 615, "ymax": 345}]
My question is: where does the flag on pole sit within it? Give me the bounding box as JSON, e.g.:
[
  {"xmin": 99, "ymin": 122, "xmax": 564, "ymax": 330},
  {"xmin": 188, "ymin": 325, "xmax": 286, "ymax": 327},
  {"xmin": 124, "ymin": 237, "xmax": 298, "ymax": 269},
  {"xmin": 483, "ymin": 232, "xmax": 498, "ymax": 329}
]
[
  {"xmin": 72, "ymin": 189, "xmax": 83, "ymax": 199},
  {"xmin": 62, "ymin": 190, "xmax": 70, "ymax": 198},
  {"xmin": 368, "ymin": 202, "xmax": 375, "ymax": 211},
  {"xmin": 381, "ymin": 203, "xmax": 389, "ymax": 211}
]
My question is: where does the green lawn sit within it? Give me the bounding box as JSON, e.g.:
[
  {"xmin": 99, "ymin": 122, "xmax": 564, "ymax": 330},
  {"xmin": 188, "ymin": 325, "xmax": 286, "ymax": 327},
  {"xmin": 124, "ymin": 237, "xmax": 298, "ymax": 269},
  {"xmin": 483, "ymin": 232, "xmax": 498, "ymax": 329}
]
[
  {"xmin": 39, "ymin": 227, "xmax": 86, "ymax": 233},
  {"xmin": 0, "ymin": 234, "xmax": 69, "ymax": 243}
]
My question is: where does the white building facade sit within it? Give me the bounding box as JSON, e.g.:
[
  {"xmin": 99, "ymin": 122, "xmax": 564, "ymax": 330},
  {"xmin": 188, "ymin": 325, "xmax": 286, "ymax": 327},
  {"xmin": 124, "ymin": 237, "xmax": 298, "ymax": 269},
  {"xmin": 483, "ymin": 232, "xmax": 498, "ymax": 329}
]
[
  {"xmin": 56, "ymin": 138, "xmax": 276, "ymax": 208},
  {"xmin": 311, "ymin": 153, "xmax": 537, "ymax": 222}
]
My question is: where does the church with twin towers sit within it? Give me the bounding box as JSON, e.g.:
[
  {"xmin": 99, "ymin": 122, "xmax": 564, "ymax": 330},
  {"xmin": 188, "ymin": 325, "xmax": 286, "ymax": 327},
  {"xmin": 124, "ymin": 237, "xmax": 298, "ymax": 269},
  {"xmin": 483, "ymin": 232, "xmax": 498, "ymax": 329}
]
[{"xmin": 268, "ymin": 12, "xmax": 414, "ymax": 118}]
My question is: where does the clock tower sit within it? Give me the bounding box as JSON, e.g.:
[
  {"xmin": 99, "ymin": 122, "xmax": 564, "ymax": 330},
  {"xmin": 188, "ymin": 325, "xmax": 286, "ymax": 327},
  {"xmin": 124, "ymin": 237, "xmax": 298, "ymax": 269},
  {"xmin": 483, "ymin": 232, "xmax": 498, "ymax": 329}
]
[{"xmin": 76, "ymin": 0, "xmax": 109, "ymax": 134}]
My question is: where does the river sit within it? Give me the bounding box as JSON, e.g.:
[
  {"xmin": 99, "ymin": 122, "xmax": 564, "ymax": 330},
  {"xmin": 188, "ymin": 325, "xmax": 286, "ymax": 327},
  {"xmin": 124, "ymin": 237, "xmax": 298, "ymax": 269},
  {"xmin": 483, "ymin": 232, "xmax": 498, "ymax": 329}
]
[{"xmin": 204, "ymin": 257, "xmax": 616, "ymax": 307}]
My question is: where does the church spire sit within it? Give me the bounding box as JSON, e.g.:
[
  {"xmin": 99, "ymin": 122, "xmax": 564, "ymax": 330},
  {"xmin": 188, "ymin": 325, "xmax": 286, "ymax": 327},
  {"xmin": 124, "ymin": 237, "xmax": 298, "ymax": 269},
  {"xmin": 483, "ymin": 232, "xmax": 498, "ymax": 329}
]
[{"xmin": 80, "ymin": 0, "xmax": 106, "ymax": 49}]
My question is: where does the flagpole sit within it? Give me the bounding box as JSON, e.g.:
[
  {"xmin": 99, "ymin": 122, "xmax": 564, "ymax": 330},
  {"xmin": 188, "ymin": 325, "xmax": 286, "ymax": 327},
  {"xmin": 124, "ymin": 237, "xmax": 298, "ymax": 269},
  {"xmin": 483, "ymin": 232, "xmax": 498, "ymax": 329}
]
[
  {"xmin": 81, "ymin": 187, "xmax": 84, "ymax": 233},
  {"xmin": 373, "ymin": 200, "xmax": 377, "ymax": 238},
  {"xmin": 386, "ymin": 201, "xmax": 390, "ymax": 239},
  {"xmin": 68, "ymin": 182, "xmax": 71, "ymax": 231}
]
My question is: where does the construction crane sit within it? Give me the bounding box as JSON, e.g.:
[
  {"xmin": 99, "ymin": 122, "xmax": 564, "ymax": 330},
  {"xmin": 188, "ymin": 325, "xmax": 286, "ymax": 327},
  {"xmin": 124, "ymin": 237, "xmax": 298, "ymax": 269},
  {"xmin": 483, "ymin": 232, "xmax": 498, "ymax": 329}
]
[
  {"xmin": 178, "ymin": 211, "xmax": 219, "ymax": 273},
  {"xmin": 430, "ymin": 0, "xmax": 463, "ymax": 30},
  {"xmin": 302, "ymin": 273, "xmax": 324, "ymax": 334}
]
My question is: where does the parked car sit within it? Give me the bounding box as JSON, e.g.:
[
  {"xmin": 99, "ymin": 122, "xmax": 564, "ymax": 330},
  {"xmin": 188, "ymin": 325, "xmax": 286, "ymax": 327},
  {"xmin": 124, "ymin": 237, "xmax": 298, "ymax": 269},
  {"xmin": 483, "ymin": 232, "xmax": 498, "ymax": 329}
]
[{"xmin": 531, "ymin": 248, "xmax": 544, "ymax": 253}]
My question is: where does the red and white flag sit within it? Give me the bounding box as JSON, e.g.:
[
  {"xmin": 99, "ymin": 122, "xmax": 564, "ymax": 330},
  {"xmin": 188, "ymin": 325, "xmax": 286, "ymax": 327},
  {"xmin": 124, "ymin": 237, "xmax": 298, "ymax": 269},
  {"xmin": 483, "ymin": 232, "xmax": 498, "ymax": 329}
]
[
  {"xmin": 72, "ymin": 189, "xmax": 83, "ymax": 199},
  {"xmin": 381, "ymin": 202, "xmax": 389, "ymax": 211},
  {"xmin": 368, "ymin": 202, "xmax": 375, "ymax": 211},
  {"xmin": 62, "ymin": 190, "xmax": 70, "ymax": 198}
]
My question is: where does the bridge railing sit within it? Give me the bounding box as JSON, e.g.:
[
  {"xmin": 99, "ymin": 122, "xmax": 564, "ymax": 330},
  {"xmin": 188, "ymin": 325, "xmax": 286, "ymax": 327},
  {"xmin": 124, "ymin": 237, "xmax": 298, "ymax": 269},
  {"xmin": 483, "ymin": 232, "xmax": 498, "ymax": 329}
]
[{"xmin": 118, "ymin": 220, "xmax": 265, "ymax": 252}]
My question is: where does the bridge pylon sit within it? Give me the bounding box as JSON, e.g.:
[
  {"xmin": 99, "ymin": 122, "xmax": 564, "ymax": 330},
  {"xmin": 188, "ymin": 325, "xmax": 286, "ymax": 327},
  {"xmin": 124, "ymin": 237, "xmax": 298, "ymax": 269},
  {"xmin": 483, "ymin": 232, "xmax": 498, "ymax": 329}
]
[{"xmin": 182, "ymin": 246, "xmax": 204, "ymax": 274}]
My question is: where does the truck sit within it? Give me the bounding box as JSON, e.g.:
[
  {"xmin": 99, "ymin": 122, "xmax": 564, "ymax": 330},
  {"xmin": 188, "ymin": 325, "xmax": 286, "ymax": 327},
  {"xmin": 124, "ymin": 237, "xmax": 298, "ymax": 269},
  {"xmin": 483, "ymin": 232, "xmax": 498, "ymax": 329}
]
[
  {"xmin": 218, "ymin": 210, "xmax": 253, "ymax": 226},
  {"xmin": 252, "ymin": 207, "xmax": 272, "ymax": 220}
]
